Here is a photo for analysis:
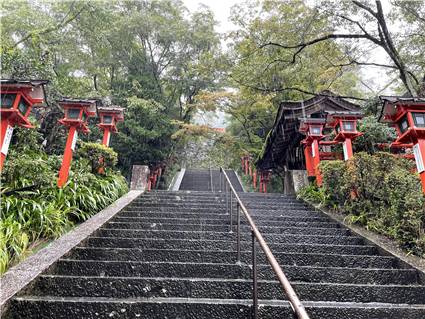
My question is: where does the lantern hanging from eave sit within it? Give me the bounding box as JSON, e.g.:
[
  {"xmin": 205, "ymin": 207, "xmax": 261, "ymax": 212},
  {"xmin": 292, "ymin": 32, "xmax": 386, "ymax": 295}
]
[
  {"xmin": 0, "ymin": 79, "xmax": 48, "ymax": 170},
  {"xmin": 299, "ymin": 118, "xmax": 326, "ymax": 185},
  {"xmin": 57, "ymin": 98, "xmax": 97, "ymax": 187},
  {"xmin": 326, "ymin": 111, "xmax": 363, "ymax": 161},
  {"xmin": 381, "ymin": 96, "xmax": 425, "ymax": 194}
]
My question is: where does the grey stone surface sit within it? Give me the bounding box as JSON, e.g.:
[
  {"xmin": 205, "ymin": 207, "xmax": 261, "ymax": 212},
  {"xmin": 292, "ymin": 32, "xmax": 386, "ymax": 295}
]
[
  {"xmin": 283, "ymin": 170, "xmax": 308, "ymax": 194},
  {"xmin": 129, "ymin": 165, "xmax": 149, "ymax": 190},
  {"xmin": 0, "ymin": 190, "xmax": 142, "ymax": 313},
  {"xmin": 170, "ymin": 168, "xmax": 185, "ymax": 191}
]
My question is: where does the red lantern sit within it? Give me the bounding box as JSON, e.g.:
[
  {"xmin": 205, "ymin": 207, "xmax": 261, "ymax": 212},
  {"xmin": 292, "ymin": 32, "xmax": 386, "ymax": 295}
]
[
  {"xmin": 0, "ymin": 79, "xmax": 48, "ymax": 170},
  {"xmin": 299, "ymin": 118, "xmax": 326, "ymax": 185},
  {"xmin": 326, "ymin": 111, "xmax": 363, "ymax": 161},
  {"xmin": 97, "ymin": 106, "xmax": 124, "ymax": 147},
  {"xmin": 57, "ymin": 98, "xmax": 97, "ymax": 187},
  {"xmin": 381, "ymin": 96, "xmax": 425, "ymax": 194}
]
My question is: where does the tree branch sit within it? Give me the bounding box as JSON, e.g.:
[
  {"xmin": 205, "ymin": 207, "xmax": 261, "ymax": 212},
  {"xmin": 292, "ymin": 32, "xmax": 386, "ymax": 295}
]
[{"xmin": 10, "ymin": 3, "xmax": 86, "ymax": 49}]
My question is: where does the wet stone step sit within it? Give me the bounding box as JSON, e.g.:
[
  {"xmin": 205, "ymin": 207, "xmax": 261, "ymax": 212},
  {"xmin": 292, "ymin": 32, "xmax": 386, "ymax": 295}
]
[
  {"xmin": 9, "ymin": 297, "xmax": 425, "ymax": 319},
  {"xmin": 103, "ymin": 222, "xmax": 351, "ymax": 236},
  {"xmin": 65, "ymin": 247, "xmax": 397, "ymax": 268},
  {"xmin": 8, "ymin": 297, "xmax": 277, "ymax": 319},
  {"xmin": 117, "ymin": 211, "xmax": 333, "ymax": 223},
  {"xmin": 111, "ymin": 216, "xmax": 341, "ymax": 228},
  {"xmin": 50, "ymin": 259, "xmax": 420, "ymax": 285},
  {"xmin": 120, "ymin": 208, "xmax": 326, "ymax": 217},
  {"xmin": 81, "ymin": 237, "xmax": 377, "ymax": 255},
  {"xmin": 26, "ymin": 275, "xmax": 425, "ymax": 304},
  {"xmin": 95, "ymin": 229, "xmax": 365, "ymax": 245}
]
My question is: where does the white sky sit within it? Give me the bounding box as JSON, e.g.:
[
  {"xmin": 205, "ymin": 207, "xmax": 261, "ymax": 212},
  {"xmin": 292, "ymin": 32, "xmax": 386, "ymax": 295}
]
[{"xmin": 183, "ymin": 0, "xmax": 243, "ymax": 34}]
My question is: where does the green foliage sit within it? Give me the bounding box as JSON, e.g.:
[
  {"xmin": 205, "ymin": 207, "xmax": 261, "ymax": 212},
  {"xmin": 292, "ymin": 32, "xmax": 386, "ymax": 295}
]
[
  {"xmin": 76, "ymin": 142, "xmax": 118, "ymax": 173},
  {"xmin": 113, "ymin": 97, "xmax": 175, "ymax": 176},
  {"xmin": 354, "ymin": 116, "xmax": 397, "ymax": 154},
  {"xmin": 0, "ymin": 144, "xmax": 128, "ymax": 274},
  {"xmin": 307, "ymin": 153, "xmax": 425, "ymax": 256},
  {"xmin": 297, "ymin": 184, "xmax": 327, "ymax": 204}
]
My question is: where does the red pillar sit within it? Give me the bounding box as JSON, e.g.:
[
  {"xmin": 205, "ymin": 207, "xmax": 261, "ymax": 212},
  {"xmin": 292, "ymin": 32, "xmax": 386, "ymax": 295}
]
[
  {"xmin": 244, "ymin": 158, "xmax": 249, "ymax": 175},
  {"xmin": 312, "ymin": 139, "xmax": 322, "ymax": 186},
  {"xmin": 414, "ymin": 139, "xmax": 425, "ymax": 194},
  {"xmin": 102, "ymin": 128, "xmax": 111, "ymax": 146},
  {"xmin": 304, "ymin": 145, "xmax": 315, "ymax": 177},
  {"xmin": 253, "ymin": 169, "xmax": 257, "ymax": 189},
  {"xmin": 58, "ymin": 126, "xmax": 77, "ymax": 187},
  {"xmin": 0, "ymin": 118, "xmax": 13, "ymax": 171},
  {"xmin": 343, "ymin": 138, "xmax": 354, "ymax": 160}
]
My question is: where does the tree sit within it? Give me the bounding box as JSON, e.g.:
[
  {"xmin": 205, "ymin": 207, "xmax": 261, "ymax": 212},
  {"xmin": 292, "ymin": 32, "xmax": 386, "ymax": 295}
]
[
  {"xmin": 244, "ymin": 0, "xmax": 424, "ymax": 96},
  {"xmin": 228, "ymin": 0, "xmax": 363, "ymax": 101},
  {"xmin": 0, "ymin": 0, "xmax": 225, "ymax": 173}
]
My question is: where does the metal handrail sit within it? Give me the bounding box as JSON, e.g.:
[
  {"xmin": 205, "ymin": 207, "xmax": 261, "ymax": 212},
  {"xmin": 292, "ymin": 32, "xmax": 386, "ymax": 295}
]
[
  {"xmin": 219, "ymin": 168, "xmax": 310, "ymax": 319},
  {"xmin": 209, "ymin": 166, "xmax": 214, "ymax": 192}
]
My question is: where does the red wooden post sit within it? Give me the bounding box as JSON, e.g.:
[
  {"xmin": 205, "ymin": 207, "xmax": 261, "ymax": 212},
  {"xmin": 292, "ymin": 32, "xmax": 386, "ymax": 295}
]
[
  {"xmin": 102, "ymin": 127, "xmax": 111, "ymax": 146},
  {"xmin": 416, "ymin": 139, "xmax": 425, "ymax": 193},
  {"xmin": 0, "ymin": 117, "xmax": 11, "ymax": 170},
  {"xmin": 57, "ymin": 98, "xmax": 97, "ymax": 187},
  {"xmin": 312, "ymin": 139, "xmax": 322, "ymax": 186},
  {"xmin": 0, "ymin": 80, "xmax": 47, "ymax": 171},
  {"xmin": 343, "ymin": 138, "xmax": 353, "ymax": 159},
  {"xmin": 253, "ymin": 169, "xmax": 257, "ymax": 189},
  {"xmin": 244, "ymin": 157, "xmax": 249, "ymax": 175},
  {"xmin": 58, "ymin": 126, "xmax": 77, "ymax": 187},
  {"xmin": 303, "ymin": 144, "xmax": 315, "ymax": 177}
]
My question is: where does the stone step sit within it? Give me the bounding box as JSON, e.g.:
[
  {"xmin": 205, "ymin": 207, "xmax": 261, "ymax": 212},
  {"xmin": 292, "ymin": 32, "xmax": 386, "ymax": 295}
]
[
  {"xmin": 66, "ymin": 247, "xmax": 398, "ymax": 269},
  {"xmin": 121, "ymin": 208, "xmax": 325, "ymax": 217},
  {"xmin": 118, "ymin": 210, "xmax": 331, "ymax": 221},
  {"xmin": 9, "ymin": 297, "xmax": 425, "ymax": 319},
  {"xmin": 50, "ymin": 259, "xmax": 420, "ymax": 285},
  {"xmin": 112, "ymin": 216, "xmax": 342, "ymax": 228},
  {"xmin": 103, "ymin": 222, "xmax": 351, "ymax": 236},
  {"xmin": 25, "ymin": 275, "xmax": 425, "ymax": 304},
  {"xmin": 82, "ymin": 237, "xmax": 377, "ymax": 255},
  {"xmin": 126, "ymin": 203, "xmax": 310, "ymax": 210},
  {"xmin": 94, "ymin": 228, "xmax": 365, "ymax": 245}
]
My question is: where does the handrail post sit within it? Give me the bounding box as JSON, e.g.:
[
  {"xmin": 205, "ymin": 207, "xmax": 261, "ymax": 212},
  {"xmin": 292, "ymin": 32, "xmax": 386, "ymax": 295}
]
[
  {"xmin": 225, "ymin": 181, "xmax": 228, "ymax": 214},
  {"xmin": 229, "ymin": 190, "xmax": 233, "ymax": 232},
  {"xmin": 237, "ymin": 202, "xmax": 241, "ymax": 262},
  {"xmin": 252, "ymin": 230, "xmax": 258, "ymax": 319}
]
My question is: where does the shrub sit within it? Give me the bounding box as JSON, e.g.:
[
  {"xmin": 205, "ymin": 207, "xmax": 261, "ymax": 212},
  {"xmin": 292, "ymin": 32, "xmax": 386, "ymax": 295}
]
[
  {"xmin": 303, "ymin": 152, "xmax": 425, "ymax": 256},
  {"xmin": 0, "ymin": 143, "xmax": 128, "ymax": 274},
  {"xmin": 76, "ymin": 142, "xmax": 118, "ymax": 174},
  {"xmin": 354, "ymin": 116, "xmax": 397, "ymax": 154}
]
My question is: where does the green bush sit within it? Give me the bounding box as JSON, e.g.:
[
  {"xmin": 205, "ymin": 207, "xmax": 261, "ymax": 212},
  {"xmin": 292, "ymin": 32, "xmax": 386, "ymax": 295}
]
[
  {"xmin": 354, "ymin": 116, "xmax": 397, "ymax": 154},
  {"xmin": 76, "ymin": 142, "xmax": 118, "ymax": 174},
  {"xmin": 0, "ymin": 142, "xmax": 128, "ymax": 274},
  {"xmin": 300, "ymin": 152, "xmax": 425, "ymax": 256}
]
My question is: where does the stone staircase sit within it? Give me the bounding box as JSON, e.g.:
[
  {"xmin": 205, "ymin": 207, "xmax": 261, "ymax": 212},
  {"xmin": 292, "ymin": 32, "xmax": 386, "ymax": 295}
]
[
  {"xmin": 180, "ymin": 168, "xmax": 243, "ymax": 192},
  {"xmin": 3, "ymin": 169, "xmax": 425, "ymax": 318}
]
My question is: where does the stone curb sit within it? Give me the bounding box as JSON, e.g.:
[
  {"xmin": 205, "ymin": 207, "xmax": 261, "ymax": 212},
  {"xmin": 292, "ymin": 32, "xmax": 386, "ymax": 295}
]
[
  {"xmin": 0, "ymin": 190, "xmax": 143, "ymax": 313},
  {"xmin": 171, "ymin": 168, "xmax": 186, "ymax": 191}
]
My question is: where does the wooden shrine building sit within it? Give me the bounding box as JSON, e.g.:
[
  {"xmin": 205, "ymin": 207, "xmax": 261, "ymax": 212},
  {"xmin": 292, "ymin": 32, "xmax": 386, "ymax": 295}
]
[{"xmin": 257, "ymin": 91, "xmax": 361, "ymax": 173}]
